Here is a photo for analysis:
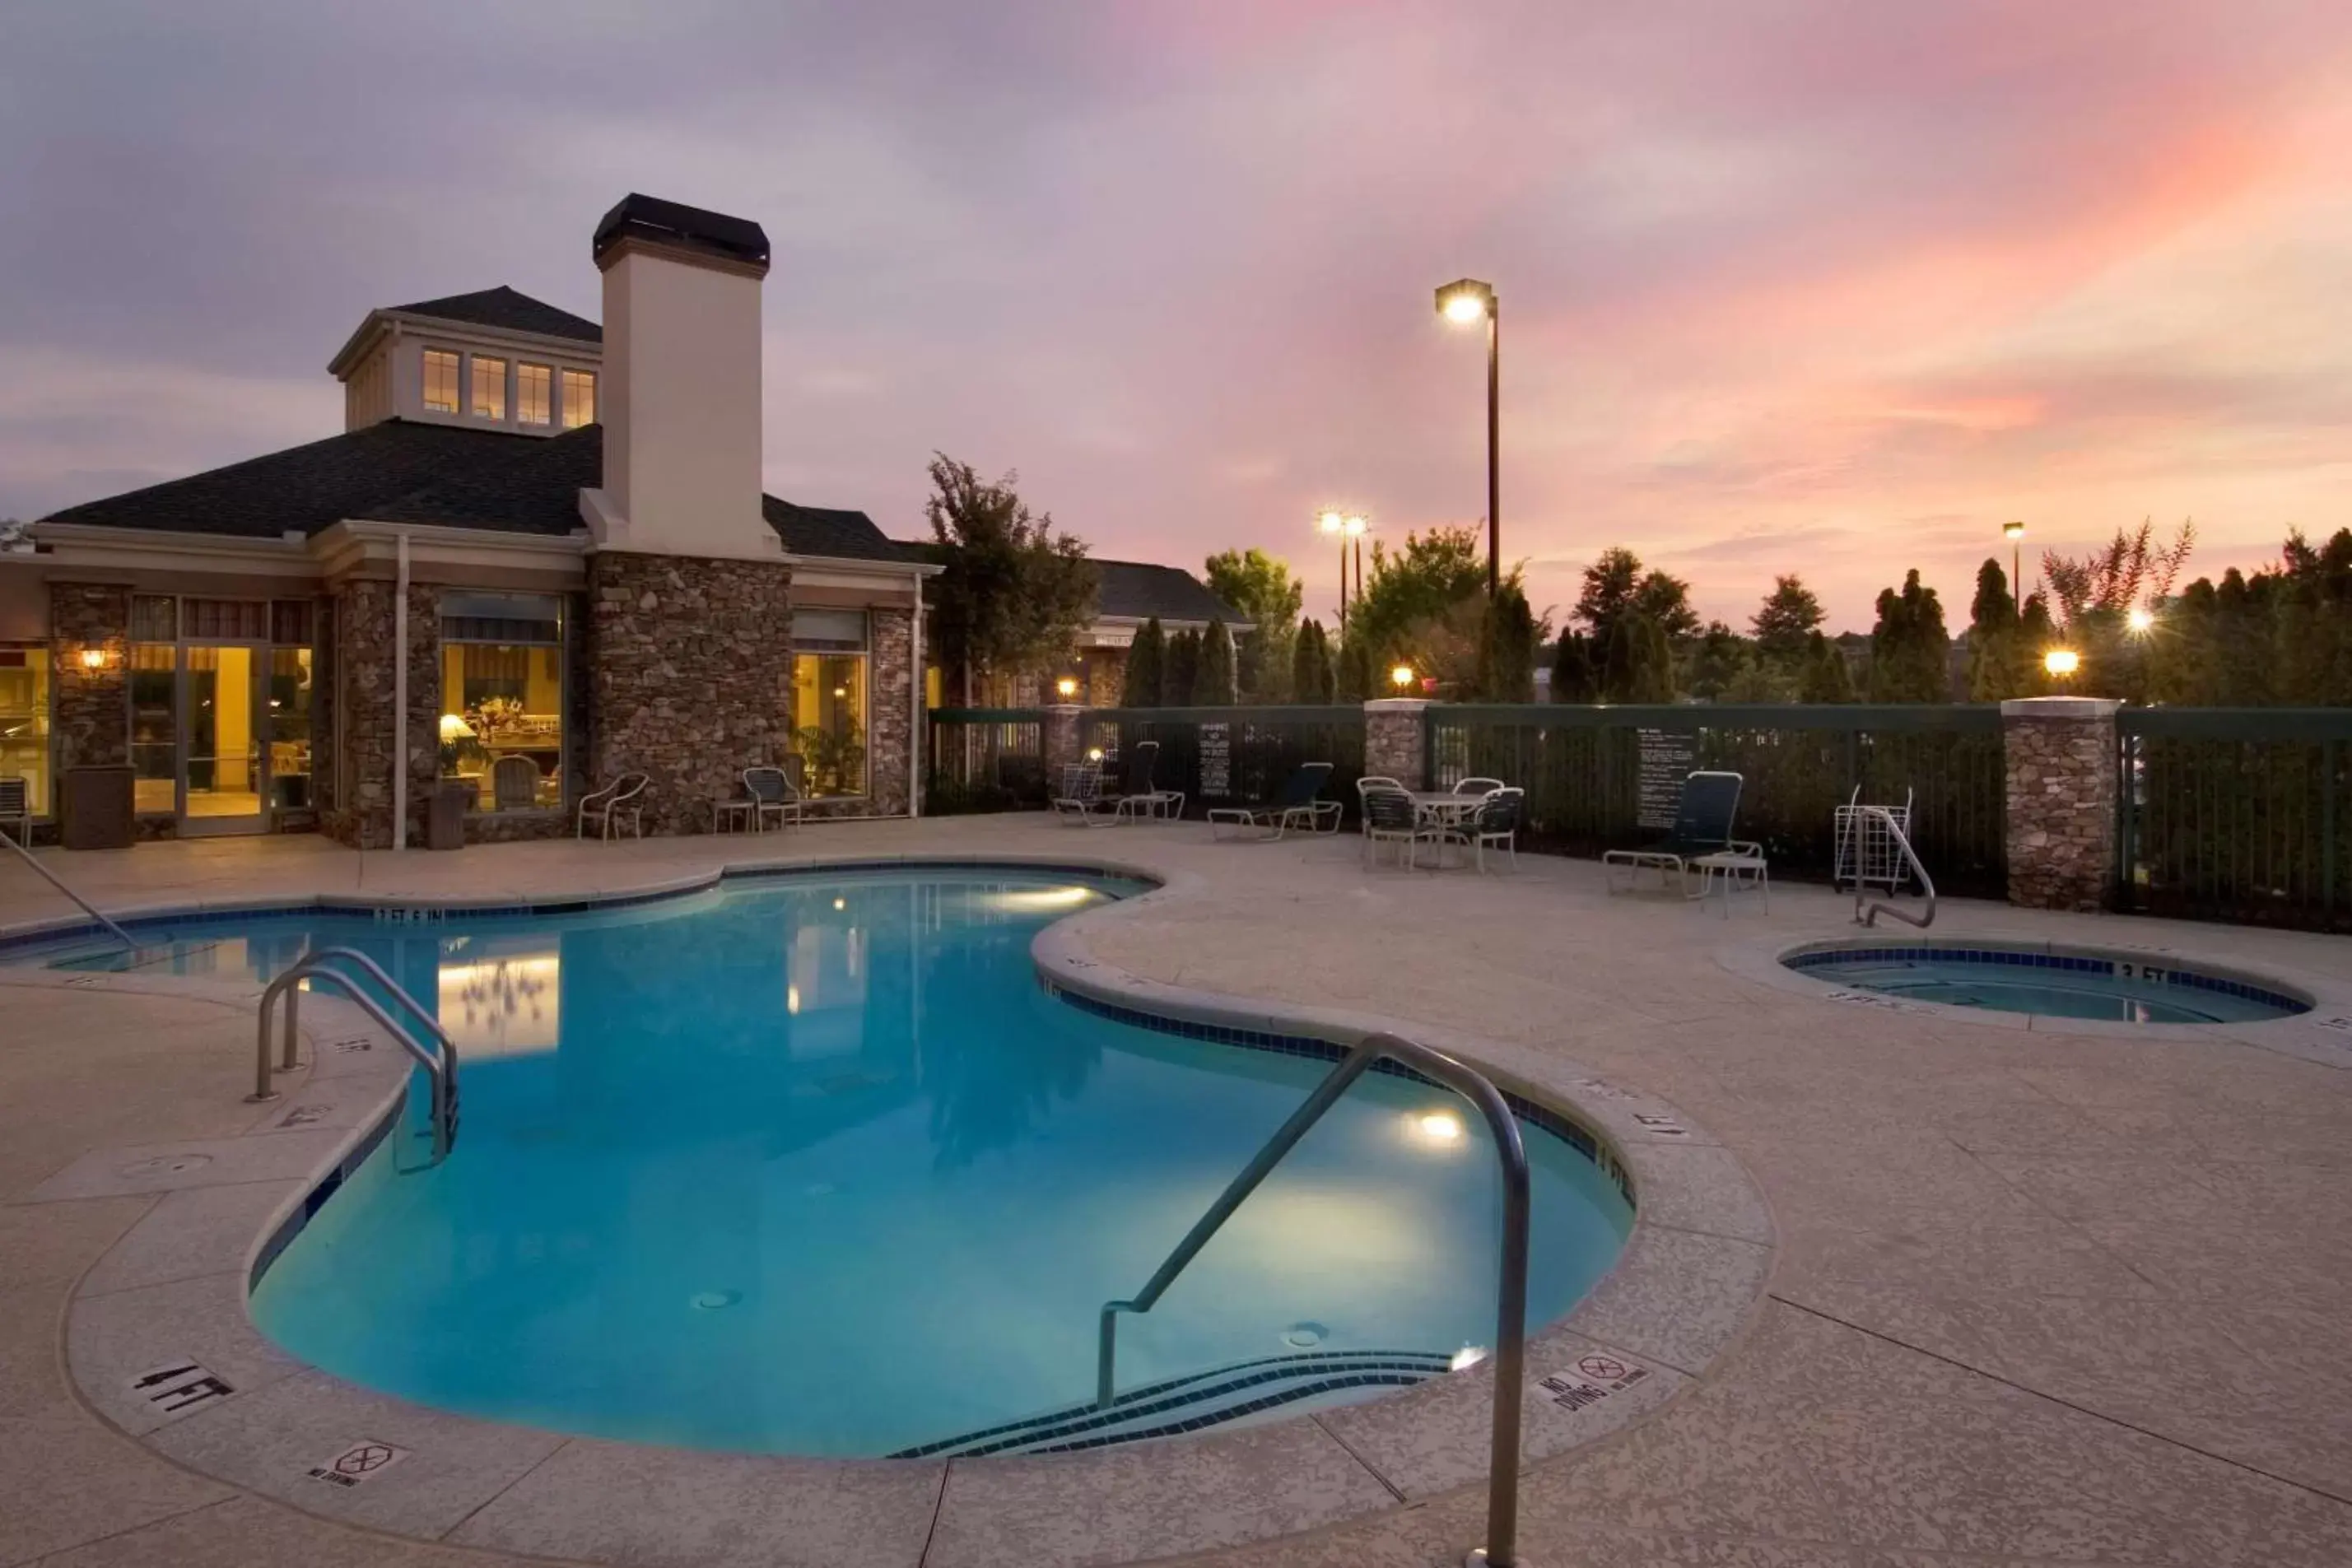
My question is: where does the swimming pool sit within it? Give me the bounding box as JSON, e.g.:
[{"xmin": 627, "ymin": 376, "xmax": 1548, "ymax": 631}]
[
  {"xmin": 1784, "ymin": 941, "xmax": 2310, "ymax": 1024},
  {"xmin": 13, "ymin": 868, "xmax": 1632, "ymax": 1459}
]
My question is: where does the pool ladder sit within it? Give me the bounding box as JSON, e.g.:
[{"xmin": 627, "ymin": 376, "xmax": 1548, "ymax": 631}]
[
  {"xmin": 1851, "ymin": 805, "xmax": 1937, "ymax": 929},
  {"xmin": 252, "ymin": 947, "xmax": 460, "ymax": 1164},
  {"xmin": 1094, "ymin": 1031, "xmax": 1531, "ymax": 1568}
]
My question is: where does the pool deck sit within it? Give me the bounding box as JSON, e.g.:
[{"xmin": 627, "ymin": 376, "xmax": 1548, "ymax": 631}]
[{"xmin": 4, "ymin": 817, "xmax": 2351, "ymax": 1567}]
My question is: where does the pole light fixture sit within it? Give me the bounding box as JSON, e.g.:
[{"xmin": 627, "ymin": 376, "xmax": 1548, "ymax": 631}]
[
  {"xmin": 1318, "ymin": 510, "xmax": 1372, "ymax": 627},
  {"xmin": 2003, "ymin": 520, "xmax": 2027, "ymax": 598},
  {"xmin": 1435, "ymin": 278, "xmax": 1501, "ymax": 597},
  {"xmin": 2126, "ymin": 607, "xmax": 2155, "ymax": 635}
]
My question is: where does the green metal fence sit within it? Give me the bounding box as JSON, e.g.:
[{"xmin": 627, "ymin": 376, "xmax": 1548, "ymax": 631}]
[
  {"xmin": 1428, "ymin": 705, "xmax": 2010, "ymax": 897},
  {"xmin": 925, "ymin": 709, "xmax": 1048, "ymax": 814},
  {"xmin": 1079, "ymin": 707, "xmax": 1367, "ymax": 820},
  {"xmin": 2117, "ymin": 707, "xmax": 2352, "ymax": 933}
]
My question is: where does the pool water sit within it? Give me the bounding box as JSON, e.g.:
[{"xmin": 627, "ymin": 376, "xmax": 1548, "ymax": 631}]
[
  {"xmin": 1789, "ymin": 945, "xmax": 2307, "ymax": 1024},
  {"xmin": 19, "ymin": 870, "xmax": 1632, "ymax": 1458}
]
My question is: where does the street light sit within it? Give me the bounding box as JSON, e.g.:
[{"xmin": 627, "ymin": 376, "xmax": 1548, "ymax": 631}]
[
  {"xmin": 2126, "ymin": 607, "xmax": 2156, "ymax": 635},
  {"xmin": 2003, "ymin": 521, "xmax": 2026, "ymax": 599},
  {"xmin": 1435, "ymin": 278, "xmax": 1501, "ymax": 597},
  {"xmin": 1316, "ymin": 510, "xmax": 1372, "ymax": 626}
]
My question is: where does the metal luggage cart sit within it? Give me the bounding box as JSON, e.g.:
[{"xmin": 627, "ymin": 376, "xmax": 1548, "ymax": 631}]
[{"xmin": 1833, "ymin": 785, "xmax": 1917, "ymax": 896}]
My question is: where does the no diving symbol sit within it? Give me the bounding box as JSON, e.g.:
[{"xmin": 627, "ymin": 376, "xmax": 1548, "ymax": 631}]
[
  {"xmin": 308, "ymin": 1439, "xmax": 410, "ymax": 1489},
  {"xmin": 1577, "ymin": 1354, "xmax": 1628, "ymax": 1382}
]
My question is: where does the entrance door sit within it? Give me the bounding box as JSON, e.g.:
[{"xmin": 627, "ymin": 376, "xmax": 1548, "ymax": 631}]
[{"xmin": 179, "ymin": 644, "xmax": 268, "ymax": 835}]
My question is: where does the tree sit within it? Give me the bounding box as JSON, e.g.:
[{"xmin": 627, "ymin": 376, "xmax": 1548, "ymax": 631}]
[
  {"xmin": 1550, "ymin": 632, "xmax": 1600, "ymax": 702},
  {"xmin": 1685, "ymin": 621, "xmax": 1754, "ymax": 701},
  {"xmin": 1291, "ymin": 620, "xmax": 1335, "ymax": 703},
  {"xmin": 1348, "ymin": 526, "xmax": 1488, "ymax": 664},
  {"xmin": 1797, "ymin": 632, "xmax": 1856, "ymax": 703},
  {"xmin": 1163, "ymin": 627, "xmax": 1199, "ymax": 705},
  {"xmin": 1205, "ymin": 547, "xmax": 1302, "ymax": 703},
  {"xmin": 1125, "ymin": 616, "xmax": 1166, "ymax": 708},
  {"xmin": 1334, "ymin": 632, "xmax": 1372, "ymax": 701},
  {"xmin": 1749, "ymin": 575, "xmax": 1825, "ymax": 667},
  {"xmin": 1473, "ymin": 581, "xmax": 1542, "ymax": 701},
  {"xmin": 924, "ymin": 454, "xmax": 1097, "ymax": 704},
  {"xmin": 1575, "ymin": 547, "xmax": 1700, "ymax": 649},
  {"xmin": 1602, "ymin": 612, "xmax": 1676, "ymax": 702},
  {"xmin": 1866, "ymin": 570, "xmax": 1950, "ymax": 701},
  {"xmin": 1195, "ymin": 619, "xmax": 1238, "ymax": 705},
  {"xmin": 1964, "ymin": 560, "xmax": 2031, "ymax": 701}
]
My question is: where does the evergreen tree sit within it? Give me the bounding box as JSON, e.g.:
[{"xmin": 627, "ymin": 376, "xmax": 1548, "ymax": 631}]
[
  {"xmin": 1549, "ymin": 632, "xmax": 1600, "ymax": 703},
  {"xmin": 1575, "ymin": 547, "xmax": 1700, "ymax": 649},
  {"xmin": 1474, "ymin": 581, "xmax": 1541, "ymax": 701},
  {"xmin": 1125, "ymin": 616, "xmax": 1166, "ymax": 708},
  {"xmin": 1602, "ymin": 612, "xmax": 1676, "ymax": 702},
  {"xmin": 1797, "ymin": 631, "xmax": 1856, "ymax": 703},
  {"xmin": 1749, "ymin": 575, "xmax": 1825, "ymax": 668},
  {"xmin": 1685, "ymin": 621, "xmax": 1753, "ymax": 701},
  {"xmin": 1164, "ymin": 628, "xmax": 1200, "ymax": 705},
  {"xmin": 1290, "ymin": 620, "xmax": 1328, "ymax": 703},
  {"xmin": 1866, "ymin": 570, "xmax": 1951, "ymax": 701},
  {"xmin": 1965, "ymin": 559, "xmax": 2023, "ymax": 700},
  {"xmin": 1334, "ymin": 633, "xmax": 1372, "ymax": 701},
  {"xmin": 1195, "ymin": 619, "xmax": 1238, "ymax": 705}
]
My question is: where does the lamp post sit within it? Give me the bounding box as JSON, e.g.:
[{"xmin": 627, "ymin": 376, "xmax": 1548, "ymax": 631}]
[
  {"xmin": 2004, "ymin": 521, "xmax": 2026, "ymax": 601},
  {"xmin": 1317, "ymin": 510, "xmax": 1372, "ymax": 628},
  {"xmin": 1436, "ymin": 278, "xmax": 1501, "ymax": 596}
]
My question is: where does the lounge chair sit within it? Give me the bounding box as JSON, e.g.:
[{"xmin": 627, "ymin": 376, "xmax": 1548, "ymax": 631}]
[
  {"xmin": 576, "ymin": 771, "xmax": 649, "ymax": 840},
  {"xmin": 1207, "ymin": 761, "xmax": 1334, "ymax": 841},
  {"xmin": 743, "ymin": 765, "xmax": 803, "ymax": 831},
  {"xmin": 1109, "ymin": 740, "xmax": 1183, "ymax": 822},
  {"xmin": 1602, "ymin": 770, "xmax": 1756, "ymax": 896},
  {"xmin": 1360, "ymin": 784, "xmax": 1439, "ymax": 869},
  {"xmin": 1050, "ymin": 761, "xmax": 1108, "ymax": 826}
]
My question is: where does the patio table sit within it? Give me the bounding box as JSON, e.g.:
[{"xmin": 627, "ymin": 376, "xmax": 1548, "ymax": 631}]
[{"xmin": 1404, "ymin": 791, "xmax": 1493, "ymax": 868}]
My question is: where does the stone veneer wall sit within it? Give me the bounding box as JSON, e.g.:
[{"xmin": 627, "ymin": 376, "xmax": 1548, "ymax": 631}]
[
  {"xmin": 587, "ymin": 551, "xmax": 795, "ymax": 835},
  {"xmin": 865, "ymin": 607, "xmax": 915, "ymax": 816},
  {"xmin": 320, "ymin": 579, "xmax": 440, "ymax": 849},
  {"xmin": 50, "ymin": 583, "xmax": 129, "ymax": 769},
  {"xmin": 2002, "ymin": 697, "xmax": 2120, "ymax": 911},
  {"xmin": 1362, "ymin": 699, "xmax": 1428, "ymax": 788}
]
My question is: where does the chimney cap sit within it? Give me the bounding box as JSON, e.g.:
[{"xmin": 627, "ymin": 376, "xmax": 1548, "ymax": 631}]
[{"xmin": 593, "ymin": 193, "xmax": 770, "ymax": 274}]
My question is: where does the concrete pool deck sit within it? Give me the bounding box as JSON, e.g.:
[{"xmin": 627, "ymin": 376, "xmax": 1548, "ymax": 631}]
[{"xmin": 4, "ymin": 817, "xmax": 2351, "ymax": 1566}]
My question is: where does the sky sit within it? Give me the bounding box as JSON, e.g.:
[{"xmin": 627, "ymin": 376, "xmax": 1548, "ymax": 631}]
[{"xmin": 3, "ymin": 1, "xmax": 2350, "ymax": 633}]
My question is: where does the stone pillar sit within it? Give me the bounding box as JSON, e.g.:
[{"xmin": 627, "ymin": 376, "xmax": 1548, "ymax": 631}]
[
  {"xmin": 1042, "ymin": 703, "xmax": 1085, "ymax": 789},
  {"xmin": 321, "ymin": 579, "xmax": 438, "ymax": 849},
  {"xmin": 587, "ymin": 551, "xmax": 794, "ymax": 835},
  {"xmin": 868, "ymin": 607, "xmax": 915, "ymax": 816},
  {"xmin": 2002, "ymin": 696, "xmax": 2121, "ymax": 911},
  {"xmin": 1363, "ymin": 698, "xmax": 1429, "ymax": 788},
  {"xmin": 50, "ymin": 583, "xmax": 130, "ymax": 768}
]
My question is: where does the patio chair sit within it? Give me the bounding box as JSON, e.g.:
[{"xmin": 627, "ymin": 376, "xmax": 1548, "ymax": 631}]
[
  {"xmin": 0, "ymin": 775, "xmax": 29, "ymax": 845},
  {"xmin": 1465, "ymin": 786, "xmax": 1525, "ymax": 872},
  {"xmin": 1109, "ymin": 740, "xmax": 1181, "ymax": 822},
  {"xmin": 743, "ymin": 765, "xmax": 803, "ymax": 831},
  {"xmin": 491, "ymin": 755, "xmax": 540, "ymax": 812},
  {"xmin": 1206, "ymin": 761, "xmax": 1333, "ymax": 841},
  {"xmin": 1602, "ymin": 770, "xmax": 1755, "ymax": 896},
  {"xmin": 1050, "ymin": 761, "xmax": 1107, "ymax": 825},
  {"xmin": 1360, "ymin": 784, "xmax": 1438, "ymax": 869},
  {"xmin": 1454, "ymin": 776, "xmax": 1507, "ymax": 795},
  {"xmin": 576, "ymin": 771, "xmax": 649, "ymax": 840}
]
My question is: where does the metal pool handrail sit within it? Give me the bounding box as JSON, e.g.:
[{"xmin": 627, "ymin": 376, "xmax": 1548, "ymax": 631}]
[
  {"xmin": 2, "ymin": 829, "xmax": 134, "ymax": 948},
  {"xmin": 1094, "ymin": 1030, "xmax": 1532, "ymax": 1568},
  {"xmin": 254, "ymin": 947, "xmax": 460, "ymax": 1163},
  {"xmin": 1854, "ymin": 806, "xmax": 1937, "ymax": 929}
]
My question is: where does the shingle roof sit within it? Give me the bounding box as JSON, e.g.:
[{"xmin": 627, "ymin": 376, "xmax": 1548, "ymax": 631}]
[
  {"xmin": 892, "ymin": 543, "xmax": 1241, "ymax": 625},
  {"xmin": 44, "ymin": 419, "xmax": 898, "ymax": 564},
  {"xmin": 389, "ymin": 286, "xmax": 601, "ymax": 344}
]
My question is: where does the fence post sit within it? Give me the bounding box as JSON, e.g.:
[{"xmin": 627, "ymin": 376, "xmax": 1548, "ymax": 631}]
[
  {"xmin": 1042, "ymin": 704, "xmax": 1086, "ymax": 787},
  {"xmin": 2001, "ymin": 696, "xmax": 2122, "ymax": 912},
  {"xmin": 1365, "ymin": 699, "xmax": 1431, "ymax": 789}
]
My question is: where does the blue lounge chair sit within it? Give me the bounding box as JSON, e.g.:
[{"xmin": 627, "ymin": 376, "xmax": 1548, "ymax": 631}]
[
  {"xmin": 1207, "ymin": 761, "xmax": 1334, "ymax": 841},
  {"xmin": 1602, "ymin": 770, "xmax": 1757, "ymax": 896}
]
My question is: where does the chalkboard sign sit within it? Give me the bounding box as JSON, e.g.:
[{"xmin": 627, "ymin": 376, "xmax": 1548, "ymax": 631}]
[
  {"xmin": 1198, "ymin": 722, "xmax": 1232, "ymax": 798},
  {"xmin": 1636, "ymin": 729, "xmax": 1698, "ymax": 830}
]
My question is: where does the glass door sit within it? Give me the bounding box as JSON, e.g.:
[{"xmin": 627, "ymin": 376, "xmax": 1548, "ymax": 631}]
[{"xmin": 180, "ymin": 644, "xmax": 268, "ymax": 835}]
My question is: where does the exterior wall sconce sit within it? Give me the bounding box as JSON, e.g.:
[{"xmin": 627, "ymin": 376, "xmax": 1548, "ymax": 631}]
[{"xmin": 77, "ymin": 647, "xmax": 110, "ymax": 672}]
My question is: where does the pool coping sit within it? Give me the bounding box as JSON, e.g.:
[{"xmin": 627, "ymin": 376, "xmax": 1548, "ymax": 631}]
[
  {"xmin": 1717, "ymin": 927, "xmax": 2352, "ymax": 1071},
  {"xmin": 16, "ymin": 852, "xmax": 1774, "ymax": 1568}
]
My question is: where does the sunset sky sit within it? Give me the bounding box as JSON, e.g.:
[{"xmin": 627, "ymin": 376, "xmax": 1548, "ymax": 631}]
[{"xmin": 4, "ymin": 2, "xmax": 2349, "ymax": 631}]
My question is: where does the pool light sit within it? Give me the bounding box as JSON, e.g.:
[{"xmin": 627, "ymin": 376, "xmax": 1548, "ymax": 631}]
[
  {"xmin": 832, "ymin": 897, "xmax": 845, "ymax": 911},
  {"xmin": 1451, "ymin": 1344, "xmax": 1488, "ymax": 1370},
  {"xmin": 1412, "ymin": 1110, "xmax": 1464, "ymax": 1143}
]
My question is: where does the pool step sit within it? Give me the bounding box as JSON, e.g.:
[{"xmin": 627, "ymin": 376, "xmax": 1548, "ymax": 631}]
[{"xmin": 891, "ymin": 1348, "xmax": 1455, "ymax": 1459}]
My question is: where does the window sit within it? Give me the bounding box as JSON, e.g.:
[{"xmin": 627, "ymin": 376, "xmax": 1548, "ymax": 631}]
[
  {"xmin": 440, "ymin": 593, "xmax": 564, "ymax": 812},
  {"xmin": 129, "ymin": 644, "xmax": 176, "ymax": 815},
  {"xmin": 518, "ymin": 364, "xmax": 552, "ymax": 426},
  {"xmin": 270, "ymin": 599, "xmax": 314, "ymax": 648},
  {"xmin": 560, "ymin": 369, "xmax": 596, "ymax": 429},
  {"xmin": 790, "ymin": 609, "xmax": 867, "ymax": 798},
  {"xmin": 0, "ymin": 644, "xmax": 52, "ymax": 815},
  {"xmin": 423, "ymin": 349, "xmax": 459, "ymax": 413},
  {"xmin": 472, "ymin": 356, "xmax": 506, "ymax": 420},
  {"xmin": 268, "ymin": 648, "xmax": 313, "ymax": 810},
  {"xmin": 181, "ymin": 598, "xmax": 268, "ymax": 640},
  {"xmin": 131, "ymin": 595, "xmax": 176, "ymax": 642}
]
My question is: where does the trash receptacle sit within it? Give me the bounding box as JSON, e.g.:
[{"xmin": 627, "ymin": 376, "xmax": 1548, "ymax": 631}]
[
  {"xmin": 427, "ymin": 782, "xmax": 471, "ymax": 850},
  {"xmin": 60, "ymin": 765, "xmax": 137, "ymax": 850}
]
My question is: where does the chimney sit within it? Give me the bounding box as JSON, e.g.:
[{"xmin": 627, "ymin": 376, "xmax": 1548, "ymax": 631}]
[{"xmin": 583, "ymin": 193, "xmax": 775, "ymax": 559}]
